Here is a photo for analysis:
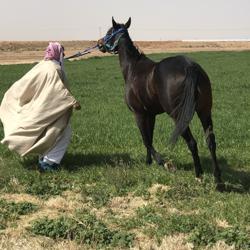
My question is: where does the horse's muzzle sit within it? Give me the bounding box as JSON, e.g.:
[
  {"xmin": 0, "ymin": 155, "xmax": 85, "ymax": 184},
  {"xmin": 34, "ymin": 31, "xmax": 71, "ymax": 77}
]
[{"xmin": 97, "ymin": 39, "xmax": 106, "ymax": 53}]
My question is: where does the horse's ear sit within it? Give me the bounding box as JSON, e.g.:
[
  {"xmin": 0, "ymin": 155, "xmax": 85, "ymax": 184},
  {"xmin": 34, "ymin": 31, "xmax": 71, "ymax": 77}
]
[
  {"xmin": 125, "ymin": 17, "xmax": 131, "ymax": 29},
  {"xmin": 112, "ymin": 17, "xmax": 118, "ymax": 28}
]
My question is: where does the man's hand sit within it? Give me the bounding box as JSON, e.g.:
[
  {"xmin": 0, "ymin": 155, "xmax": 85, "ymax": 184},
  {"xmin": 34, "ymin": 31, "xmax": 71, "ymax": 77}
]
[{"xmin": 73, "ymin": 101, "xmax": 81, "ymax": 110}]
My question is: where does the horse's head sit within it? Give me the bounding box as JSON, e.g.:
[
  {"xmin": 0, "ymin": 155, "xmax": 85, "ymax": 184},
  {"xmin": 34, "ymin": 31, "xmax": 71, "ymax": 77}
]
[{"xmin": 97, "ymin": 17, "xmax": 131, "ymax": 54}]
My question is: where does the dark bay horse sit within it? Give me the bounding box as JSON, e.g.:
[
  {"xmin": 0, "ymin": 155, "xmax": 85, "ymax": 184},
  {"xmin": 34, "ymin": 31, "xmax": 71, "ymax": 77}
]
[{"xmin": 97, "ymin": 17, "xmax": 222, "ymax": 185}]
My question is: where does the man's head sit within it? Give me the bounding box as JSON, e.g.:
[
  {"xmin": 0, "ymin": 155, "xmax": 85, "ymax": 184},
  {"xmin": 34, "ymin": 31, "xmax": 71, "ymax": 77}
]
[{"xmin": 44, "ymin": 42, "xmax": 64, "ymax": 63}]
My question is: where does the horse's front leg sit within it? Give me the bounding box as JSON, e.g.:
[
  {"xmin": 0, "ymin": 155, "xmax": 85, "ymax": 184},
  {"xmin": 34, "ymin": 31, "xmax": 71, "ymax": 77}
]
[{"xmin": 134, "ymin": 112, "xmax": 164, "ymax": 166}]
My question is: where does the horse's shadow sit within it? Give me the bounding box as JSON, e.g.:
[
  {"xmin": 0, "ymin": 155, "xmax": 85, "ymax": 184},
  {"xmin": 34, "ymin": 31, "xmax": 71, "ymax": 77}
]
[
  {"xmin": 61, "ymin": 152, "xmax": 134, "ymax": 171},
  {"xmin": 21, "ymin": 152, "xmax": 134, "ymax": 171},
  {"xmin": 21, "ymin": 152, "xmax": 134, "ymax": 173},
  {"xmin": 177, "ymin": 156, "xmax": 250, "ymax": 193},
  {"xmin": 21, "ymin": 153, "xmax": 250, "ymax": 193}
]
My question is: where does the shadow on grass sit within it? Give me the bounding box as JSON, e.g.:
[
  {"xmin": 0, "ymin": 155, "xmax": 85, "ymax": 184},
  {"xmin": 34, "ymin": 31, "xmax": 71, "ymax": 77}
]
[
  {"xmin": 61, "ymin": 152, "xmax": 134, "ymax": 171},
  {"xmin": 20, "ymin": 153, "xmax": 249, "ymax": 193},
  {"xmin": 176, "ymin": 156, "xmax": 250, "ymax": 193},
  {"xmin": 21, "ymin": 152, "xmax": 134, "ymax": 172}
]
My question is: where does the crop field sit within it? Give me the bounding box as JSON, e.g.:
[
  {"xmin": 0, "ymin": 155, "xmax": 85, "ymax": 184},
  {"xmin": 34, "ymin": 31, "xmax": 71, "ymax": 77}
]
[{"xmin": 0, "ymin": 51, "xmax": 249, "ymax": 249}]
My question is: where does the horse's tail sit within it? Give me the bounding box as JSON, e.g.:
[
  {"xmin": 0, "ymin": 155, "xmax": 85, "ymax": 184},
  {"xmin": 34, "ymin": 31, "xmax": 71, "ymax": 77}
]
[{"xmin": 170, "ymin": 64, "xmax": 198, "ymax": 144}]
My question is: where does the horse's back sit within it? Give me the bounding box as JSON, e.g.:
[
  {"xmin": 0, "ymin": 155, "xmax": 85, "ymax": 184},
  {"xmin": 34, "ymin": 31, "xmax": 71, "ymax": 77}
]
[
  {"xmin": 156, "ymin": 55, "xmax": 211, "ymax": 89},
  {"xmin": 156, "ymin": 55, "xmax": 196, "ymax": 78}
]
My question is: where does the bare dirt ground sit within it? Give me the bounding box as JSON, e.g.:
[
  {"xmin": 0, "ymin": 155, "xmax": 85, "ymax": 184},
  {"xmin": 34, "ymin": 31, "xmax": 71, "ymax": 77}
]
[{"xmin": 0, "ymin": 40, "xmax": 250, "ymax": 65}]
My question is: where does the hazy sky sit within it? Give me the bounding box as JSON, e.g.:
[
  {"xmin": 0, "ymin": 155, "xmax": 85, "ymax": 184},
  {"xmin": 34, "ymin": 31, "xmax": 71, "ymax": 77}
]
[{"xmin": 1, "ymin": 0, "xmax": 249, "ymax": 41}]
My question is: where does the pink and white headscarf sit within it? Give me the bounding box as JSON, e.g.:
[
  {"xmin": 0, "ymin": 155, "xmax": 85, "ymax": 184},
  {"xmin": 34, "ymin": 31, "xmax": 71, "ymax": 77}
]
[{"xmin": 44, "ymin": 42, "xmax": 64, "ymax": 70}]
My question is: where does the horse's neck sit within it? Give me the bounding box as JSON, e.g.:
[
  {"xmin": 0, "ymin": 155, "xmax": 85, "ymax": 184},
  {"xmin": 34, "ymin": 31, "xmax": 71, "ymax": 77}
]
[{"xmin": 118, "ymin": 37, "xmax": 142, "ymax": 81}]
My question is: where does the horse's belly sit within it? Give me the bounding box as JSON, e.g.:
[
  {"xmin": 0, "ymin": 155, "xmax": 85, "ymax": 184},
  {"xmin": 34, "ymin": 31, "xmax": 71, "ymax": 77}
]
[{"xmin": 126, "ymin": 91, "xmax": 164, "ymax": 114}]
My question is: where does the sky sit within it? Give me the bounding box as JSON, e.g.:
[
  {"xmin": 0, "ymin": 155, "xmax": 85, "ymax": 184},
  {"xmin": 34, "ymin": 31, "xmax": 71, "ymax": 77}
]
[{"xmin": 0, "ymin": 0, "xmax": 250, "ymax": 41}]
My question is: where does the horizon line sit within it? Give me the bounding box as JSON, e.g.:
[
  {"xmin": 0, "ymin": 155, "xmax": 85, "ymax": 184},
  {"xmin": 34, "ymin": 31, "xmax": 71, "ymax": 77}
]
[{"xmin": 0, "ymin": 39, "xmax": 250, "ymax": 42}]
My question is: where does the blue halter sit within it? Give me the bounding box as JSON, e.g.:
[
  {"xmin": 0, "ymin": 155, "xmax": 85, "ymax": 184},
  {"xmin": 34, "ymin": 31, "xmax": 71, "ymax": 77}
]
[{"xmin": 102, "ymin": 28, "xmax": 126, "ymax": 53}]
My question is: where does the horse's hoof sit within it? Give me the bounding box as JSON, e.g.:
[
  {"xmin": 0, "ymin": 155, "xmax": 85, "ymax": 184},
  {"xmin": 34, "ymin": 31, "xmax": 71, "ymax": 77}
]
[
  {"xmin": 195, "ymin": 176, "xmax": 203, "ymax": 183},
  {"xmin": 216, "ymin": 182, "xmax": 225, "ymax": 192},
  {"xmin": 164, "ymin": 161, "xmax": 176, "ymax": 172},
  {"xmin": 146, "ymin": 159, "xmax": 153, "ymax": 165}
]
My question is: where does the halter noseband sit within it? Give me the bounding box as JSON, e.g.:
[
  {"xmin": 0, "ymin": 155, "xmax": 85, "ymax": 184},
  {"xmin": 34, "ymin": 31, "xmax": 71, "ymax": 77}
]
[{"xmin": 102, "ymin": 28, "xmax": 126, "ymax": 53}]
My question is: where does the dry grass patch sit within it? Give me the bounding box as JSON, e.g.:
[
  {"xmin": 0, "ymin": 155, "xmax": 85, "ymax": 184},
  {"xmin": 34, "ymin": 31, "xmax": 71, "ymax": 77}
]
[
  {"xmin": 131, "ymin": 232, "xmax": 193, "ymax": 250},
  {"xmin": 0, "ymin": 191, "xmax": 90, "ymax": 239},
  {"xmin": 45, "ymin": 191, "xmax": 86, "ymax": 213},
  {"xmin": 90, "ymin": 206, "xmax": 109, "ymax": 222},
  {"xmin": 206, "ymin": 240, "xmax": 235, "ymax": 250},
  {"xmin": 0, "ymin": 193, "xmax": 41, "ymax": 205},
  {"xmin": 0, "ymin": 233, "xmax": 84, "ymax": 250},
  {"xmin": 1, "ymin": 191, "xmax": 87, "ymax": 216},
  {"xmin": 108, "ymin": 193, "xmax": 148, "ymax": 218},
  {"xmin": 148, "ymin": 184, "xmax": 200, "ymax": 216},
  {"xmin": 148, "ymin": 183, "xmax": 171, "ymax": 196},
  {"xmin": 215, "ymin": 219, "xmax": 231, "ymax": 229},
  {"xmin": 0, "ymin": 234, "xmax": 47, "ymax": 250},
  {"xmin": 3, "ymin": 208, "xmax": 60, "ymax": 236},
  {"xmin": 88, "ymin": 192, "xmax": 151, "ymax": 226},
  {"xmin": 90, "ymin": 193, "xmax": 149, "ymax": 222},
  {"xmin": 0, "ymin": 191, "xmax": 93, "ymax": 249},
  {"xmin": 6, "ymin": 177, "xmax": 26, "ymax": 193}
]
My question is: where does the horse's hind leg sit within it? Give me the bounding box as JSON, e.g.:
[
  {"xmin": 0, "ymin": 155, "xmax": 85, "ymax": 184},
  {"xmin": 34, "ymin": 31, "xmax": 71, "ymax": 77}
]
[
  {"xmin": 182, "ymin": 127, "xmax": 203, "ymax": 179},
  {"xmin": 198, "ymin": 114, "xmax": 222, "ymax": 184},
  {"xmin": 135, "ymin": 112, "xmax": 164, "ymax": 165}
]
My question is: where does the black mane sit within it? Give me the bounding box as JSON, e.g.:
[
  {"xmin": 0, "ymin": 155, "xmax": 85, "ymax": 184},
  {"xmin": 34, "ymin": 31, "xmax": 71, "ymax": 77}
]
[{"xmin": 118, "ymin": 30, "xmax": 145, "ymax": 61}]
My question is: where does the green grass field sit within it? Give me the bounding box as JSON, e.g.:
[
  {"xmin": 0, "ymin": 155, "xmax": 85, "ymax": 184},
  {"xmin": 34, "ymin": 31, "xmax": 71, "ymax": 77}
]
[{"xmin": 0, "ymin": 51, "xmax": 249, "ymax": 249}]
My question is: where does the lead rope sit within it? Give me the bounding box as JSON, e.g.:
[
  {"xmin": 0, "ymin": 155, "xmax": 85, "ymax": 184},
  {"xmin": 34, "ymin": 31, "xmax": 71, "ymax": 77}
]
[{"xmin": 65, "ymin": 44, "xmax": 98, "ymax": 60}]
